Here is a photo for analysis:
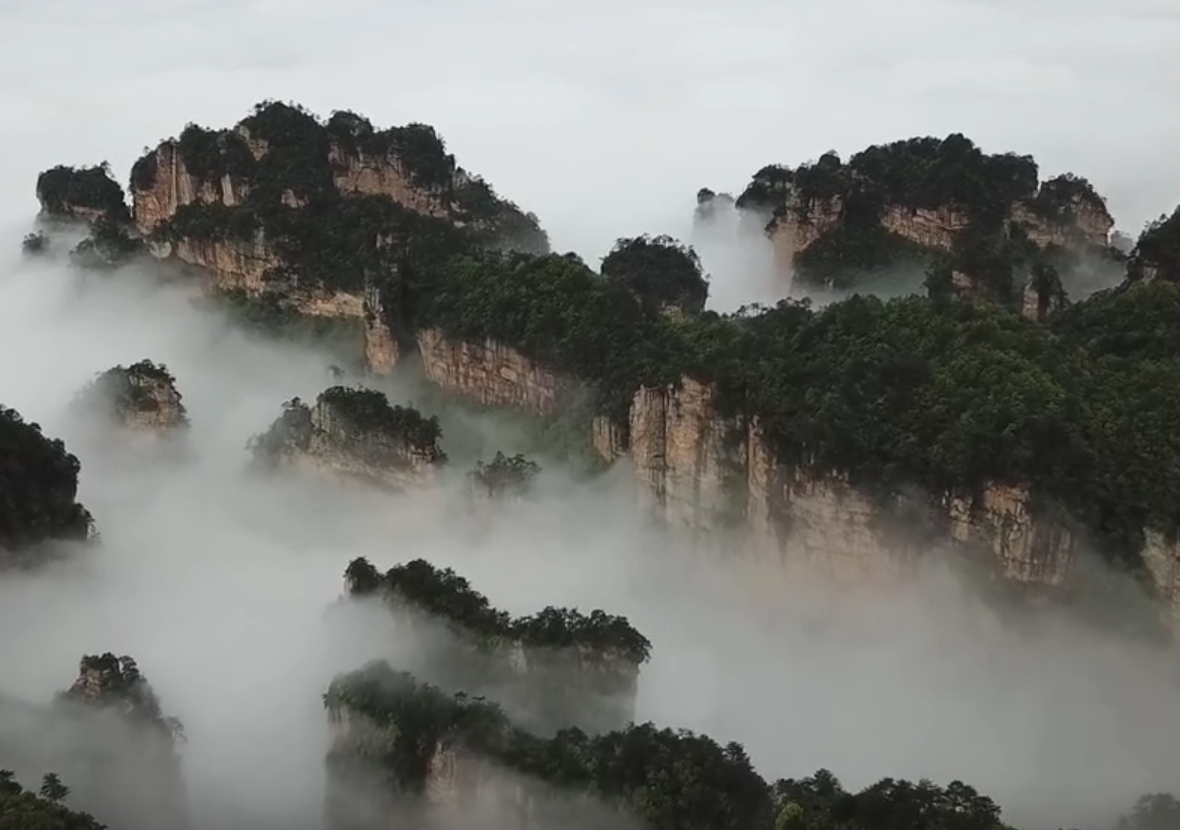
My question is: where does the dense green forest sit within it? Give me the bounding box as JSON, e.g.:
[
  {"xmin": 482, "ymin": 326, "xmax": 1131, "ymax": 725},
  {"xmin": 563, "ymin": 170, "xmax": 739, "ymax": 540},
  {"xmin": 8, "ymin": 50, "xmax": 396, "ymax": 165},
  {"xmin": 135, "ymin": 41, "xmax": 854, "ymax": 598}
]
[
  {"xmin": 88, "ymin": 105, "xmax": 1180, "ymax": 574},
  {"xmin": 0, "ymin": 406, "xmax": 93, "ymax": 557},
  {"xmin": 733, "ymin": 134, "xmax": 1119, "ymax": 295},
  {"xmin": 344, "ymin": 556, "xmax": 651, "ymax": 661}
]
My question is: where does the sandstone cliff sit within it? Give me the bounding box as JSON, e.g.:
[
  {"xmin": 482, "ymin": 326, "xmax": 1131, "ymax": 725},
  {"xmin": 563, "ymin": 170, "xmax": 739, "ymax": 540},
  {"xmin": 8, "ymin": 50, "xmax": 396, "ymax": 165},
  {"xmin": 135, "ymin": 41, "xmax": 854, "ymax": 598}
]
[
  {"xmin": 250, "ymin": 387, "xmax": 445, "ymax": 491},
  {"xmin": 35, "ymin": 164, "xmax": 130, "ymax": 225},
  {"xmin": 593, "ymin": 377, "xmax": 1180, "ymax": 625},
  {"xmin": 416, "ymin": 327, "xmax": 573, "ymax": 415},
  {"xmin": 732, "ymin": 137, "xmax": 1116, "ymax": 299},
  {"xmin": 74, "ymin": 359, "xmax": 189, "ymax": 438}
]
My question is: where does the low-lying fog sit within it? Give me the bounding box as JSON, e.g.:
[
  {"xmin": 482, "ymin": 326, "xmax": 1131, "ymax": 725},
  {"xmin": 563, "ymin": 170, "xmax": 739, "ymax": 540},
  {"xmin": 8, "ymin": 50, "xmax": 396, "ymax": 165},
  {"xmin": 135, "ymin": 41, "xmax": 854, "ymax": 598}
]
[{"xmin": 0, "ymin": 222, "xmax": 1178, "ymax": 830}]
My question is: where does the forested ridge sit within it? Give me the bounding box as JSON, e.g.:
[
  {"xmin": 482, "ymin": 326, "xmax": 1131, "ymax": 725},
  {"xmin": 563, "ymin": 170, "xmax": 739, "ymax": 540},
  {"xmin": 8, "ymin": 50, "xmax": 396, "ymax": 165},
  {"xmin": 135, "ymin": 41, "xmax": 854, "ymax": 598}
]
[{"xmin": 15, "ymin": 102, "xmax": 1180, "ymax": 830}]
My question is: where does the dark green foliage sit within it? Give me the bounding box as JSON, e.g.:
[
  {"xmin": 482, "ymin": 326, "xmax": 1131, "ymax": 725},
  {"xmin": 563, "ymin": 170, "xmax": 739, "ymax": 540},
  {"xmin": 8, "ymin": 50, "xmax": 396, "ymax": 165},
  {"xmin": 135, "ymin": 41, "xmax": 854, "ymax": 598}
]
[
  {"xmin": 1051, "ymin": 281, "xmax": 1180, "ymax": 361},
  {"xmin": 469, "ymin": 451, "xmax": 541, "ymax": 498},
  {"xmin": 1028, "ymin": 172, "xmax": 1104, "ymax": 223},
  {"xmin": 1128, "ymin": 206, "xmax": 1180, "ymax": 282},
  {"xmin": 736, "ymin": 134, "xmax": 1096, "ymax": 296},
  {"xmin": 344, "ymin": 557, "xmax": 651, "ymax": 662},
  {"xmin": 35, "ymin": 165, "xmax": 129, "ymax": 222},
  {"xmin": 0, "ymin": 406, "xmax": 93, "ymax": 555},
  {"xmin": 141, "ymin": 100, "xmax": 547, "ymax": 279},
  {"xmin": 61, "ymin": 653, "xmax": 184, "ymax": 742},
  {"xmin": 318, "ymin": 386, "xmax": 443, "ymax": 458},
  {"xmin": 324, "ymin": 664, "xmax": 1016, "ymax": 830},
  {"xmin": 70, "ymin": 217, "xmax": 143, "ymax": 270},
  {"xmin": 601, "ymin": 235, "xmax": 709, "ymax": 315},
  {"xmin": 0, "ymin": 770, "xmax": 106, "ymax": 829},
  {"xmin": 21, "ymin": 232, "xmax": 48, "ymax": 255}
]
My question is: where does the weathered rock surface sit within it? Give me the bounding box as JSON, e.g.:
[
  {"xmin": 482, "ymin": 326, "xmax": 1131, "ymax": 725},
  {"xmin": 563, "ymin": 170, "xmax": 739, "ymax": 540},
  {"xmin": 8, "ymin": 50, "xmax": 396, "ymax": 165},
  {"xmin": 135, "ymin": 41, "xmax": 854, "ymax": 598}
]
[
  {"xmin": 74, "ymin": 360, "xmax": 188, "ymax": 436},
  {"xmin": 250, "ymin": 387, "xmax": 445, "ymax": 490}
]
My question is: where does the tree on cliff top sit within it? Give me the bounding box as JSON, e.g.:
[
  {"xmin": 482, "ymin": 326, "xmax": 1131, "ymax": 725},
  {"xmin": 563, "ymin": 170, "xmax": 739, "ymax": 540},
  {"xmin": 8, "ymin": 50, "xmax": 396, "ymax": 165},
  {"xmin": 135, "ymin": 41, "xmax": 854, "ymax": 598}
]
[
  {"xmin": 601, "ymin": 234, "xmax": 709, "ymax": 317},
  {"xmin": 1128, "ymin": 205, "xmax": 1180, "ymax": 282},
  {"xmin": 35, "ymin": 164, "xmax": 129, "ymax": 223},
  {"xmin": 0, "ymin": 405, "xmax": 94, "ymax": 558}
]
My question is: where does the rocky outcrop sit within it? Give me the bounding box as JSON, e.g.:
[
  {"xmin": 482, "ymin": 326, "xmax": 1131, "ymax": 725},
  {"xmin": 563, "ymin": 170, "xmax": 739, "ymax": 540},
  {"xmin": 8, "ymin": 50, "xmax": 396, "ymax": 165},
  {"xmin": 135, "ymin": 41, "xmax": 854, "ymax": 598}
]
[
  {"xmin": 600, "ymin": 377, "xmax": 1180, "ymax": 621},
  {"xmin": 250, "ymin": 387, "xmax": 445, "ymax": 490},
  {"xmin": 74, "ymin": 360, "xmax": 188, "ymax": 436},
  {"xmin": 53, "ymin": 653, "xmax": 189, "ymax": 830},
  {"xmin": 130, "ymin": 141, "xmax": 248, "ymax": 234},
  {"xmin": 416, "ymin": 327, "xmax": 574, "ymax": 416}
]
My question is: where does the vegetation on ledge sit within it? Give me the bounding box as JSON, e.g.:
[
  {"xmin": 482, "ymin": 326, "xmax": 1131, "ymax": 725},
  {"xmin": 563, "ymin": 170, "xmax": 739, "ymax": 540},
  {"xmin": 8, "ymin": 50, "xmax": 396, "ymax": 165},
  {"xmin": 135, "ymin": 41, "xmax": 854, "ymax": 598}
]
[
  {"xmin": 1128, "ymin": 205, "xmax": 1180, "ymax": 282},
  {"xmin": 0, "ymin": 770, "xmax": 106, "ymax": 830},
  {"xmin": 323, "ymin": 662, "xmax": 1015, "ymax": 830},
  {"xmin": 36, "ymin": 164, "xmax": 129, "ymax": 223},
  {"xmin": 468, "ymin": 451, "xmax": 542, "ymax": 498},
  {"xmin": 343, "ymin": 557, "xmax": 651, "ymax": 663},
  {"xmin": 60, "ymin": 653, "xmax": 184, "ymax": 742},
  {"xmin": 137, "ymin": 100, "xmax": 548, "ymax": 265},
  {"xmin": 0, "ymin": 406, "xmax": 94, "ymax": 557},
  {"xmin": 601, "ymin": 234, "xmax": 709, "ymax": 317},
  {"xmin": 318, "ymin": 386, "xmax": 444, "ymax": 460},
  {"xmin": 75, "ymin": 360, "xmax": 188, "ymax": 429},
  {"xmin": 735, "ymin": 134, "xmax": 1111, "ymax": 297}
]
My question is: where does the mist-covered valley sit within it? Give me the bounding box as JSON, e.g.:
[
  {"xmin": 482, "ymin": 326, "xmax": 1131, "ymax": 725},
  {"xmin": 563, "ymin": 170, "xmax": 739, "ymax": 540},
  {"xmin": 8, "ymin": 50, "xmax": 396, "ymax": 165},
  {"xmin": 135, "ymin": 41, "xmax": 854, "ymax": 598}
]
[
  {"xmin": 2, "ymin": 207, "xmax": 1180, "ymax": 830},
  {"xmin": 5, "ymin": 2, "xmax": 1180, "ymax": 829}
]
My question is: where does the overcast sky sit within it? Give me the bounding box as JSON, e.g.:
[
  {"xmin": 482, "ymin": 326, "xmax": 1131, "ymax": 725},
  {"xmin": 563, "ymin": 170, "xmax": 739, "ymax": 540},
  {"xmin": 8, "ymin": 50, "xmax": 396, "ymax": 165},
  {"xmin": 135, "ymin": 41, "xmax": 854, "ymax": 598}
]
[{"xmin": 1, "ymin": 0, "xmax": 1178, "ymax": 261}]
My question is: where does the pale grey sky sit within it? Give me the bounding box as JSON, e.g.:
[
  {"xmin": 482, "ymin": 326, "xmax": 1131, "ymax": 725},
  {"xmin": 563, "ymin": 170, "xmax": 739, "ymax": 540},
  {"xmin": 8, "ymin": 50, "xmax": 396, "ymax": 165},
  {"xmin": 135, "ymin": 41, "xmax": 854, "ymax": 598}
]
[{"xmin": 1, "ymin": 0, "xmax": 1178, "ymax": 261}]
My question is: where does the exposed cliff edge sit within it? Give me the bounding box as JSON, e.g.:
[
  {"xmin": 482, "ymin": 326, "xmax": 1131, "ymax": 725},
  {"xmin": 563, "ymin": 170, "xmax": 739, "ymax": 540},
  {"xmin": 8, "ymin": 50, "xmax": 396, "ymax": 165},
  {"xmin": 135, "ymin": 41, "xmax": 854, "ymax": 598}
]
[
  {"xmin": 723, "ymin": 135, "xmax": 1123, "ymax": 310},
  {"xmin": 72, "ymin": 360, "xmax": 189, "ymax": 440},
  {"xmin": 0, "ymin": 405, "xmax": 95, "ymax": 563},
  {"xmin": 249, "ymin": 386, "xmax": 445, "ymax": 490},
  {"xmin": 115, "ymin": 101, "xmax": 548, "ymax": 376},
  {"xmin": 340, "ymin": 556, "xmax": 648, "ymax": 735},
  {"xmin": 35, "ymin": 164, "xmax": 130, "ymax": 225}
]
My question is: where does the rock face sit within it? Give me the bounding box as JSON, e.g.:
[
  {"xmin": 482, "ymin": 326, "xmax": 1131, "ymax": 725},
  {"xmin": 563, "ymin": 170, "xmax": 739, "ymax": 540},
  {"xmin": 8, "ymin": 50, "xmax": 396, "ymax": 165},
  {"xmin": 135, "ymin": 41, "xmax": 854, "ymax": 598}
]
[
  {"xmin": 75, "ymin": 360, "xmax": 188, "ymax": 437},
  {"xmin": 735, "ymin": 138, "xmax": 1116, "ymax": 295},
  {"xmin": 595, "ymin": 377, "xmax": 1180, "ymax": 620},
  {"xmin": 126, "ymin": 103, "xmax": 547, "ymax": 377},
  {"xmin": 250, "ymin": 387, "xmax": 445, "ymax": 490},
  {"xmin": 416, "ymin": 327, "xmax": 573, "ymax": 416}
]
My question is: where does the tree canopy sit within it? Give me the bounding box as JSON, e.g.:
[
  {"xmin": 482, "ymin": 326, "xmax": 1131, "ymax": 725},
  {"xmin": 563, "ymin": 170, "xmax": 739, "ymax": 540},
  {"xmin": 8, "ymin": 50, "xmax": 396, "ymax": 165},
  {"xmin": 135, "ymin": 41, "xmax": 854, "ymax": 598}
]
[
  {"xmin": 343, "ymin": 557, "xmax": 651, "ymax": 663},
  {"xmin": 0, "ymin": 771, "xmax": 106, "ymax": 830},
  {"xmin": 35, "ymin": 164, "xmax": 129, "ymax": 223},
  {"xmin": 0, "ymin": 406, "xmax": 93, "ymax": 557},
  {"xmin": 601, "ymin": 234, "xmax": 709, "ymax": 317}
]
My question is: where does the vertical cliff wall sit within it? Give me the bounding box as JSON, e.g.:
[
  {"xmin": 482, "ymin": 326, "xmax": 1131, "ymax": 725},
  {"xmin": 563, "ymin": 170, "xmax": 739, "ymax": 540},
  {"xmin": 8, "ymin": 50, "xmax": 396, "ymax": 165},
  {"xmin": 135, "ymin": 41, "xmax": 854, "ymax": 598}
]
[
  {"xmin": 596, "ymin": 378, "xmax": 1178, "ymax": 624},
  {"xmin": 415, "ymin": 327, "xmax": 574, "ymax": 416}
]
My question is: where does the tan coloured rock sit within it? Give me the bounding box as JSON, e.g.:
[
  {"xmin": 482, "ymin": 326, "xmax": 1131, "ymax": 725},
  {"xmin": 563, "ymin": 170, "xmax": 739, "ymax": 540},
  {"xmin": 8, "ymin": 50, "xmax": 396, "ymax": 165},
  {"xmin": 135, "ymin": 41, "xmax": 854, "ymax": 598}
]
[{"xmin": 416, "ymin": 327, "xmax": 573, "ymax": 416}]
